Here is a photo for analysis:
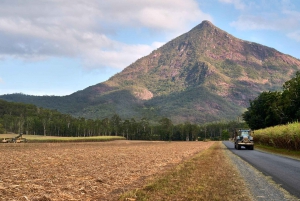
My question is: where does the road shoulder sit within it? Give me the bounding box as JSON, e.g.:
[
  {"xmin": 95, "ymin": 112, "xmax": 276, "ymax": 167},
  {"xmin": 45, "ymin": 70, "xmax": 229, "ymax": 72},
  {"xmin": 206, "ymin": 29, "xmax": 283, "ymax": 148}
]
[{"xmin": 222, "ymin": 142, "xmax": 299, "ymax": 201}]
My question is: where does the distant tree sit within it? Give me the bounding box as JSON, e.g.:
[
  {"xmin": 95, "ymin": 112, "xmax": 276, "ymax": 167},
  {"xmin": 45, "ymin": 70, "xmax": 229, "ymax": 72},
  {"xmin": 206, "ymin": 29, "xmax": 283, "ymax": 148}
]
[
  {"xmin": 243, "ymin": 91, "xmax": 282, "ymax": 130},
  {"xmin": 139, "ymin": 118, "xmax": 150, "ymax": 139},
  {"xmin": 0, "ymin": 123, "xmax": 4, "ymax": 133},
  {"xmin": 190, "ymin": 124, "xmax": 199, "ymax": 141},
  {"xmin": 242, "ymin": 72, "xmax": 300, "ymax": 130},
  {"xmin": 39, "ymin": 108, "xmax": 52, "ymax": 136},
  {"xmin": 221, "ymin": 130, "xmax": 230, "ymax": 140},
  {"xmin": 183, "ymin": 121, "xmax": 192, "ymax": 141},
  {"xmin": 172, "ymin": 124, "xmax": 185, "ymax": 140},
  {"xmin": 111, "ymin": 114, "xmax": 122, "ymax": 135},
  {"xmin": 159, "ymin": 117, "xmax": 173, "ymax": 141},
  {"xmin": 129, "ymin": 118, "xmax": 137, "ymax": 140},
  {"xmin": 122, "ymin": 119, "xmax": 130, "ymax": 139},
  {"xmin": 25, "ymin": 116, "xmax": 34, "ymax": 135},
  {"xmin": 282, "ymin": 71, "xmax": 300, "ymax": 122},
  {"xmin": 101, "ymin": 118, "xmax": 110, "ymax": 136}
]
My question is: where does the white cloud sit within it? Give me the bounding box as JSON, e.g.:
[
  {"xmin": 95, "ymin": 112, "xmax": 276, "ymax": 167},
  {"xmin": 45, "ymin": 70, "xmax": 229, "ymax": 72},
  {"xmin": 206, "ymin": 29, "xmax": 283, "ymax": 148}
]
[
  {"xmin": 288, "ymin": 31, "xmax": 300, "ymax": 42},
  {"xmin": 0, "ymin": 77, "xmax": 3, "ymax": 84},
  {"xmin": 283, "ymin": 10, "xmax": 300, "ymax": 19},
  {"xmin": 218, "ymin": 0, "xmax": 245, "ymax": 10},
  {"xmin": 0, "ymin": 0, "xmax": 212, "ymax": 70},
  {"xmin": 230, "ymin": 15, "xmax": 298, "ymax": 31},
  {"xmin": 82, "ymin": 42, "xmax": 165, "ymax": 69},
  {"xmin": 228, "ymin": 3, "xmax": 300, "ymax": 43},
  {"xmin": 92, "ymin": 0, "xmax": 212, "ymax": 32}
]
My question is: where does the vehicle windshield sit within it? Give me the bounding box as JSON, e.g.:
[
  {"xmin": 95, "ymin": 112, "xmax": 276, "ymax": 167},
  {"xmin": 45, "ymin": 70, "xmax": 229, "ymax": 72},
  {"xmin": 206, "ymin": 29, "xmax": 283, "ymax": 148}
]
[{"xmin": 240, "ymin": 131, "xmax": 250, "ymax": 137}]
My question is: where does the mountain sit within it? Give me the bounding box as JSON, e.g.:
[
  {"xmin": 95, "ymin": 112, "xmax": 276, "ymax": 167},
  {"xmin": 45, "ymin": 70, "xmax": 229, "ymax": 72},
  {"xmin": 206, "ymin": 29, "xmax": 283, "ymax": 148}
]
[{"xmin": 1, "ymin": 20, "xmax": 300, "ymax": 123}]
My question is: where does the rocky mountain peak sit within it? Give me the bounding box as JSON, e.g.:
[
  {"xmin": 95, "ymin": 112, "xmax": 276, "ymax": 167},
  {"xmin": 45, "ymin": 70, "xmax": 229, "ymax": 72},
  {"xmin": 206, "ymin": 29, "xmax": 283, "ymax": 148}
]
[
  {"xmin": 1, "ymin": 21, "xmax": 300, "ymax": 123},
  {"xmin": 196, "ymin": 20, "xmax": 214, "ymax": 28},
  {"xmin": 190, "ymin": 20, "xmax": 222, "ymax": 34}
]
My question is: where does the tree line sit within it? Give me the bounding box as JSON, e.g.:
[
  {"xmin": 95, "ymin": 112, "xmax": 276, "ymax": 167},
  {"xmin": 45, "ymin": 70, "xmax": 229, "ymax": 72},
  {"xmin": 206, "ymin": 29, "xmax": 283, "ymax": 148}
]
[
  {"xmin": 243, "ymin": 71, "xmax": 300, "ymax": 130},
  {"xmin": 0, "ymin": 99, "xmax": 247, "ymax": 140}
]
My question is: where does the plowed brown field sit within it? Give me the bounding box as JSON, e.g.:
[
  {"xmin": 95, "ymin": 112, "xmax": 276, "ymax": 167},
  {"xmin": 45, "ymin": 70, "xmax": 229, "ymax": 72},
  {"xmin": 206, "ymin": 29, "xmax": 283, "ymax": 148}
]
[{"xmin": 0, "ymin": 140, "xmax": 214, "ymax": 201}]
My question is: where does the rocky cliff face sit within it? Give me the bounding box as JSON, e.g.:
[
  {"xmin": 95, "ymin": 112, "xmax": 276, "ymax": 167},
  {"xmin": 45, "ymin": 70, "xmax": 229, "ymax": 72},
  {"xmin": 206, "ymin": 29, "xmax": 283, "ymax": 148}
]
[
  {"xmin": 1, "ymin": 21, "xmax": 300, "ymax": 123},
  {"xmin": 103, "ymin": 20, "xmax": 300, "ymax": 108}
]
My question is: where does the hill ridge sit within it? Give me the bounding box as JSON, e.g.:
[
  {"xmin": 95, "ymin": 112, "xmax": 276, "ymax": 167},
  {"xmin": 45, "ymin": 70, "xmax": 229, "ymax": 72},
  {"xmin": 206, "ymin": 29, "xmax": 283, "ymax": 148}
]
[{"xmin": 1, "ymin": 20, "xmax": 300, "ymax": 123}]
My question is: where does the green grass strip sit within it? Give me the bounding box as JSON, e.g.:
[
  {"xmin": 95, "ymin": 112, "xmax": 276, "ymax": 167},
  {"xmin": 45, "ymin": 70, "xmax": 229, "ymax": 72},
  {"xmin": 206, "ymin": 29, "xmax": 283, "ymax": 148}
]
[
  {"xmin": 0, "ymin": 134, "xmax": 125, "ymax": 143},
  {"xmin": 256, "ymin": 144, "xmax": 300, "ymax": 160}
]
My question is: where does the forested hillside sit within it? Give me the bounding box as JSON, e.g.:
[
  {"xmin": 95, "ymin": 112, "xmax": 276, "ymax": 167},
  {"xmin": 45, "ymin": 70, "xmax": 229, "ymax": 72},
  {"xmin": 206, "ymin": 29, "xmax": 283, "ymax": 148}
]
[
  {"xmin": 0, "ymin": 99, "xmax": 247, "ymax": 140},
  {"xmin": 1, "ymin": 20, "xmax": 300, "ymax": 124},
  {"xmin": 243, "ymin": 72, "xmax": 300, "ymax": 130}
]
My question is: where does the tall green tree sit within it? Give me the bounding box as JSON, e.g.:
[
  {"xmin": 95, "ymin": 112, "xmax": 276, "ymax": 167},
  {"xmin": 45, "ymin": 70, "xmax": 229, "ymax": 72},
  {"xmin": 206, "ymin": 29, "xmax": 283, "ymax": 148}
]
[
  {"xmin": 183, "ymin": 121, "xmax": 192, "ymax": 141},
  {"xmin": 101, "ymin": 118, "xmax": 110, "ymax": 136},
  {"xmin": 282, "ymin": 71, "xmax": 300, "ymax": 121},
  {"xmin": 111, "ymin": 114, "xmax": 121, "ymax": 135},
  {"xmin": 122, "ymin": 119, "xmax": 130, "ymax": 139},
  {"xmin": 159, "ymin": 117, "xmax": 173, "ymax": 141},
  {"xmin": 243, "ymin": 91, "xmax": 282, "ymax": 129},
  {"xmin": 39, "ymin": 108, "xmax": 52, "ymax": 136},
  {"xmin": 0, "ymin": 123, "xmax": 4, "ymax": 133}
]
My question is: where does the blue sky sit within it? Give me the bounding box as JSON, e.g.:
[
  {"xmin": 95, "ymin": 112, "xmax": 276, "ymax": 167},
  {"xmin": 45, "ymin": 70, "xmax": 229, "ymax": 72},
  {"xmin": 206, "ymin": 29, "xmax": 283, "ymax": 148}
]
[{"xmin": 0, "ymin": 0, "xmax": 299, "ymax": 96}]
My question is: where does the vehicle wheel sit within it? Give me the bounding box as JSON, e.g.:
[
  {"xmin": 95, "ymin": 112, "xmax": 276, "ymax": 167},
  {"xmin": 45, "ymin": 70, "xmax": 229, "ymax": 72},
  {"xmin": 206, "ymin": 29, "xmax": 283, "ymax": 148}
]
[{"xmin": 238, "ymin": 145, "xmax": 241, "ymax": 150}]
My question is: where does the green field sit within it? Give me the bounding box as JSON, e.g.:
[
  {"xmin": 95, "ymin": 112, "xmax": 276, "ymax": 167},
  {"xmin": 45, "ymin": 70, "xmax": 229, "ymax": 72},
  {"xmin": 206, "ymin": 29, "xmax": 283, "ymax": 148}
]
[{"xmin": 0, "ymin": 134, "xmax": 125, "ymax": 143}]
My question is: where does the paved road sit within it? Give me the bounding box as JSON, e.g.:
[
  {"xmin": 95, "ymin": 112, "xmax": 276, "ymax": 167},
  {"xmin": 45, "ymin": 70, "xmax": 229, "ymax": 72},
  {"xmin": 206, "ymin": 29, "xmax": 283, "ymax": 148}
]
[{"xmin": 223, "ymin": 141, "xmax": 300, "ymax": 199}]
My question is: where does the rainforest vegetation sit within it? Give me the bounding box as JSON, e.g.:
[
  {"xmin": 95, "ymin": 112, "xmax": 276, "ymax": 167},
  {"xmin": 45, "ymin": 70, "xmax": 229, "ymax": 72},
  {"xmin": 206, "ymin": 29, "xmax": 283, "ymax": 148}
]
[
  {"xmin": 3, "ymin": 71, "xmax": 300, "ymax": 141},
  {"xmin": 243, "ymin": 71, "xmax": 300, "ymax": 130},
  {"xmin": 0, "ymin": 99, "xmax": 247, "ymax": 141}
]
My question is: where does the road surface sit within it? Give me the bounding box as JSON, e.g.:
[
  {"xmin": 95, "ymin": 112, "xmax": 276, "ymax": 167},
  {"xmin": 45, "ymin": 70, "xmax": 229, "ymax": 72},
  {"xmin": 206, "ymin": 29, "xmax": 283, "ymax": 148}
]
[{"xmin": 223, "ymin": 141, "xmax": 300, "ymax": 199}]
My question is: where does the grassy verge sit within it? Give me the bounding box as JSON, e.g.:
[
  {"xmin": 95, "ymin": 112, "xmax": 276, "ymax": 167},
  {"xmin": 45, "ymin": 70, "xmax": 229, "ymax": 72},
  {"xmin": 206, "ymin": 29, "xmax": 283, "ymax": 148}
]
[
  {"xmin": 119, "ymin": 142, "xmax": 252, "ymax": 201},
  {"xmin": 0, "ymin": 134, "xmax": 125, "ymax": 143},
  {"xmin": 255, "ymin": 144, "xmax": 300, "ymax": 160}
]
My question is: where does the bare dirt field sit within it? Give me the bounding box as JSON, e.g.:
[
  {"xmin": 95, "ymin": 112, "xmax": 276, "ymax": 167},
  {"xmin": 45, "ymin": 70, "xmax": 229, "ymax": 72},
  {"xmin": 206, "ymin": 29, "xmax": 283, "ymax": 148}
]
[{"xmin": 0, "ymin": 140, "xmax": 214, "ymax": 201}]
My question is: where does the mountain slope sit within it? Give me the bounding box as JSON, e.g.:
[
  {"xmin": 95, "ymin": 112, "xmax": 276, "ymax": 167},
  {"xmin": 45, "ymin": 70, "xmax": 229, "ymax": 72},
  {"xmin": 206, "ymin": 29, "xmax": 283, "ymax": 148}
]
[{"xmin": 1, "ymin": 21, "xmax": 300, "ymax": 123}]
